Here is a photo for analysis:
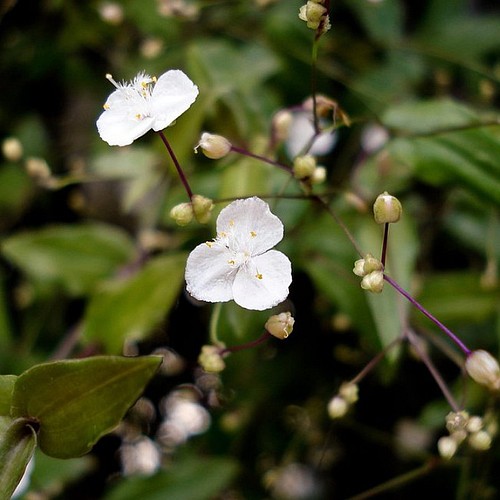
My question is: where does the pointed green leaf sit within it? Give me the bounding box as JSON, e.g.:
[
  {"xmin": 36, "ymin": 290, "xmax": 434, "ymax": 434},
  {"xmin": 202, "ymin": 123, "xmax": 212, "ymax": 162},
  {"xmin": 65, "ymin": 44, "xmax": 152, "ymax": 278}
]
[
  {"xmin": 83, "ymin": 253, "xmax": 187, "ymax": 353},
  {"xmin": 0, "ymin": 417, "xmax": 37, "ymax": 499},
  {"xmin": 0, "ymin": 375, "xmax": 17, "ymax": 416},
  {"xmin": 1, "ymin": 223, "xmax": 135, "ymax": 296},
  {"xmin": 11, "ymin": 356, "xmax": 161, "ymax": 458}
]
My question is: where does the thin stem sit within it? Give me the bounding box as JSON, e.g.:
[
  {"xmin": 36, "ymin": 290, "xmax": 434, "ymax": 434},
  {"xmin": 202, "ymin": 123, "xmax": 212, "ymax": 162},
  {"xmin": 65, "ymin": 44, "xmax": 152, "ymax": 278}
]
[
  {"xmin": 157, "ymin": 131, "xmax": 193, "ymax": 200},
  {"xmin": 381, "ymin": 223, "xmax": 389, "ymax": 267},
  {"xmin": 219, "ymin": 331, "xmax": 272, "ymax": 356},
  {"xmin": 384, "ymin": 274, "xmax": 471, "ymax": 356},
  {"xmin": 229, "ymin": 145, "xmax": 293, "ymax": 174},
  {"xmin": 209, "ymin": 302, "xmax": 224, "ymax": 347},
  {"xmin": 311, "ymin": 39, "xmax": 320, "ymax": 134}
]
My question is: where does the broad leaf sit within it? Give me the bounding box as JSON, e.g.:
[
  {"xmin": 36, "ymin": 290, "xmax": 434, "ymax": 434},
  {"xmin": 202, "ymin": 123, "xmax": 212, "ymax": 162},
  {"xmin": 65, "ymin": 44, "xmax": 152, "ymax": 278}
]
[
  {"xmin": 0, "ymin": 417, "xmax": 37, "ymax": 499},
  {"xmin": 0, "ymin": 375, "xmax": 16, "ymax": 416},
  {"xmin": 83, "ymin": 253, "xmax": 187, "ymax": 353},
  {"xmin": 11, "ymin": 356, "xmax": 162, "ymax": 458},
  {"xmin": 1, "ymin": 223, "xmax": 135, "ymax": 296}
]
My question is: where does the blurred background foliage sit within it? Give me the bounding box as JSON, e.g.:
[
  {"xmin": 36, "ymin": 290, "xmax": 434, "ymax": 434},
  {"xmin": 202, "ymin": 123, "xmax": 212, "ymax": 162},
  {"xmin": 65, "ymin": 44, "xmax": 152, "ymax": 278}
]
[{"xmin": 0, "ymin": 0, "xmax": 499, "ymax": 498}]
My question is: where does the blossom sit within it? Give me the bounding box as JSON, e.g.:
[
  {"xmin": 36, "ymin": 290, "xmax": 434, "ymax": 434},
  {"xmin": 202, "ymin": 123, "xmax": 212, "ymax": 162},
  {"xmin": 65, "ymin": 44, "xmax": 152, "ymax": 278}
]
[
  {"xmin": 185, "ymin": 197, "xmax": 292, "ymax": 310},
  {"xmin": 96, "ymin": 70, "xmax": 199, "ymax": 146}
]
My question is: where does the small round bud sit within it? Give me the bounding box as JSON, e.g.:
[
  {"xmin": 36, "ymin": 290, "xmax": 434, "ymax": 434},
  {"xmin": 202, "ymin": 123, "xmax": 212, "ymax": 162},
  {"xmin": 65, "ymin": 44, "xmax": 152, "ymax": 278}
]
[
  {"xmin": 2, "ymin": 137, "xmax": 23, "ymax": 161},
  {"xmin": 339, "ymin": 382, "xmax": 358, "ymax": 404},
  {"xmin": 468, "ymin": 430, "xmax": 492, "ymax": 451},
  {"xmin": 445, "ymin": 410, "xmax": 469, "ymax": 434},
  {"xmin": 169, "ymin": 202, "xmax": 194, "ymax": 226},
  {"xmin": 25, "ymin": 157, "xmax": 51, "ymax": 180},
  {"xmin": 273, "ymin": 110, "xmax": 293, "ymax": 142},
  {"xmin": 373, "ymin": 192, "xmax": 402, "ymax": 224},
  {"xmin": 299, "ymin": 1, "xmax": 327, "ymax": 30},
  {"xmin": 192, "ymin": 194, "xmax": 214, "ymax": 224},
  {"xmin": 198, "ymin": 345, "xmax": 225, "ymax": 373},
  {"xmin": 465, "ymin": 350, "xmax": 500, "ymax": 391},
  {"xmin": 327, "ymin": 396, "xmax": 348, "ymax": 419},
  {"xmin": 293, "ymin": 154, "xmax": 317, "ymax": 180},
  {"xmin": 466, "ymin": 416, "xmax": 484, "ymax": 434},
  {"xmin": 353, "ymin": 258, "xmax": 366, "ymax": 277},
  {"xmin": 360, "ymin": 270, "xmax": 384, "ymax": 293},
  {"xmin": 311, "ymin": 166, "xmax": 327, "ymax": 184},
  {"xmin": 265, "ymin": 312, "xmax": 295, "ymax": 339},
  {"xmin": 437, "ymin": 436, "xmax": 458, "ymax": 459},
  {"xmin": 195, "ymin": 132, "xmax": 232, "ymax": 159},
  {"xmin": 363, "ymin": 254, "xmax": 383, "ymax": 274}
]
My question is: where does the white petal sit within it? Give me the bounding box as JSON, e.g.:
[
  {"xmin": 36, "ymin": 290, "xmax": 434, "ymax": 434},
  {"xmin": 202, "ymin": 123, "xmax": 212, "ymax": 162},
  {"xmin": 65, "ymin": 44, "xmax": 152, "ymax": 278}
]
[
  {"xmin": 217, "ymin": 197, "xmax": 284, "ymax": 256},
  {"xmin": 185, "ymin": 242, "xmax": 235, "ymax": 303},
  {"xmin": 232, "ymin": 250, "xmax": 292, "ymax": 310},
  {"xmin": 96, "ymin": 109, "xmax": 154, "ymax": 146},
  {"xmin": 150, "ymin": 70, "xmax": 199, "ymax": 131},
  {"xmin": 285, "ymin": 113, "xmax": 337, "ymax": 158}
]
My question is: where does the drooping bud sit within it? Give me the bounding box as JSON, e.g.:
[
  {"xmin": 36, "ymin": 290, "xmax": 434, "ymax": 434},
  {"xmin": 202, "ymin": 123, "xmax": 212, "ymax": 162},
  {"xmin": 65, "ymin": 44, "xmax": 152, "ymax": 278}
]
[
  {"xmin": 360, "ymin": 271, "xmax": 384, "ymax": 293},
  {"xmin": 2, "ymin": 137, "xmax": 23, "ymax": 162},
  {"xmin": 265, "ymin": 312, "xmax": 295, "ymax": 339},
  {"xmin": 192, "ymin": 194, "xmax": 214, "ymax": 224},
  {"xmin": 465, "ymin": 350, "xmax": 500, "ymax": 391},
  {"xmin": 437, "ymin": 436, "xmax": 458, "ymax": 459},
  {"xmin": 169, "ymin": 202, "xmax": 194, "ymax": 226},
  {"xmin": 195, "ymin": 132, "xmax": 232, "ymax": 159},
  {"xmin": 373, "ymin": 192, "xmax": 402, "ymax": 224},
  {"xmin": 293, "ymin": 154, "xmax": 316, "ymax": 180},
  {"xmin": 299, "ymin": 1, "xmax": 329, "ymax": 31},
  {"xmin": 327, "ymin": 396, "xmax": 348, "ymax": 419},
  {"xmin": 198, "ymin": 345, "xmax": 225, "ymax": 373}
]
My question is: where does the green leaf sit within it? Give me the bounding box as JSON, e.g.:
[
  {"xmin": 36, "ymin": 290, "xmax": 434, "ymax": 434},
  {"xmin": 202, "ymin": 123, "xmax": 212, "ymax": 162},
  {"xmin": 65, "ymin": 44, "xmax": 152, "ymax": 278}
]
[
  {"xmin": 0, "ymin": 375, "xmax": 17, "ymax": 416},
  {"xmin": 83, "ymin": 253, "xmax": 187, "ymax": 353},
  {"xmin": 10, "ymin": 355, "xmax": 161, "ymax": 458},
  {"xmin": 0, "ymin": 417, "xmax": 37, "ymax": 499},
  {"xmin": 1, "ymin": 223, "xmax": 135, "ymax": 296},
  {"xmin": 104, "ymin": 454, "xmax": 239, "ymax": 500}
]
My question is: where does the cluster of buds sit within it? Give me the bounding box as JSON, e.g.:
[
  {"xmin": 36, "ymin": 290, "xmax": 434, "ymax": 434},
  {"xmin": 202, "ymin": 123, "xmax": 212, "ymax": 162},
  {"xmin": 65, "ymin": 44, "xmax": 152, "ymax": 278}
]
[
  {"xmin": 438, "ymin": 410, "xmax": 495, "ymax": 459},
  {"xmin": 353, "ymin": 253, "xmax": 384, "ymax": 293},
  {"xmin": 465, "ymin": 349, "xmax": 500, "ymax": 391},
  {"xmin": 194, "ymin": 132, "xmax": 232, "ymax": 160},
  {"xmin": 298, "ymin": 0, "xmax": 331, "ymax": 34},
  {"xmin": 169, "ymin": 194, "xmax": 214, "ymax": 226},
  {"xmin": 292, "ymin": 154, "xmax": 327, "ymax": 188},
  {"xmin": 198, "ymin": 345, "xmax": 226, "ymax": 373},
  {"xmin": 265, "ymin": 312, "xmax": 295, "ymax": 340},
  {"xmin": 327, "ymin": 382, "xmax": 359, "ymax": 419}
]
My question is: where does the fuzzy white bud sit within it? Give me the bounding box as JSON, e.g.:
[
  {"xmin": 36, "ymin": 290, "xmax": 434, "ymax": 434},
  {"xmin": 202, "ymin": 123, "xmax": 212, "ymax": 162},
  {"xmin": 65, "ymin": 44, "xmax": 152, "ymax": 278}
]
[
  {"xmin": 327, "ymin": 396, "xmax": 348, "ymax": 419},
  {"xmin": 195, "ymin": 132, "xmax": 232, "ymax": 159},
  {"xmin": 465, "ymin": 350, "xmax": 500, "ymax": 391}
]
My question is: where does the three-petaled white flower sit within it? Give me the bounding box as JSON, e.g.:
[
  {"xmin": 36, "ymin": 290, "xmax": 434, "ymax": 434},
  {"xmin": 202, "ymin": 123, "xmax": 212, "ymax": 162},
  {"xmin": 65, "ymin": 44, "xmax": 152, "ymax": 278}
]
[
  {"xmin": 96, "ymin": 70, "xmax": 199, "ymax": 146},
  {"xmin": 185, "ymin": 197, "xmax": 292, "ymax": 311}
]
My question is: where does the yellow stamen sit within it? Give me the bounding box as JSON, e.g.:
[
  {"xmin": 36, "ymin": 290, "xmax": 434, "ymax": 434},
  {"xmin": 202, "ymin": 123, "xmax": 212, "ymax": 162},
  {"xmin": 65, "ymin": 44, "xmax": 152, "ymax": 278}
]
[{"xmin": 250, "ymin": 231, "xmax": 257, "ymax": 237}]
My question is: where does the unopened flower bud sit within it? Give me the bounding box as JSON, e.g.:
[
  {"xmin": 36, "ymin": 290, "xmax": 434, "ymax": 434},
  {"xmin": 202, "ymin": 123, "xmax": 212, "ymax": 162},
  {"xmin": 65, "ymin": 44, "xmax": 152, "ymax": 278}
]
[
  {"xmin": 198, "ymin": 345, "xmax": 225, "ymax": 373},
  {"xmin": 445, "ymin": 411, "xmax": 469, "ymax": 433},
  {"xmin": 311, "ymin": 166, "xmax": 327, "ymax": 184},
  {"xmin": 273, "ymin": 110, "xmax": 293, "ymax": 142},
  {"xmin": 466, "ymin": 416, "xmax": 483, "ymax": 434},
  {"xmin": 2, "ymin": 137, "xmax": 23, "ymax": 161},
  {"xmin": 363, "ymin": 254, "xmax": 383, "ymax": 274},
  {"xmin": 293, "ymin": 154, "xmax": 316, "ymax": 180},
  {"xmin": 339, "ymin": 382, "xmax": 358, "ymax": 404},
  {"xmin": 299, "ymin": 1, "xmax": 328, "ymax": 30},
  {"xmin": 169, "ymin": 202, "xmax": 194, "ymax": 226},
  {"xmin": 327, "ymin": 396, "xmax": 348, "ymax": 419},
  {"xmin": 25, "ymin": 157, "xmax": 51, "ymax": 180},
  {"xmin": 451, "ymin": 429, "xmax": 467, "ymax": 444},
  {"xmin": 438, "ymin": 436, "xmax": 458, "ymax": 459},
  {"xmin": 373, "ymin": 192, "xmax": 402, "ymax": 224},
  {"xmin": 195, "ymin": 132, "xmax": 232, "ymax": 159},
  {"xmin": 192, "ymin": 194, "xmax": 214, "ymax": 224},
  {"xmin": 468, "ymin": 430, "xmax": 492, "ymax": 451},
  {"xmin": 465, "ymin": 350, "xmax": 500, "ymax": 391},
  {"xmin": 265, "ymin": 312, "xmax": 295, "ymax": 339},
  {"xmin": 361, "ymin": 270, "xmax": 384, "ymax": 293}
]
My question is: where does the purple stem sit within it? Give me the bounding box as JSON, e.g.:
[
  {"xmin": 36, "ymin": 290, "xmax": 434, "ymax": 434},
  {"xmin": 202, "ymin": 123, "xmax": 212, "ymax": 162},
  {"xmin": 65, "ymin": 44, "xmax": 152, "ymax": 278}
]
[
  {"xmin": 229, "ymin": 145, "xmax": 293, "ymax": 174},
  {"xmin": 383, "ymin": 274, "xmax": 471, "ymax": 356},
  {"xmin": 219, "ymin": 331, "xmax": 272, "ymax": 356},
  {"xmin": 157, "ymin": 131, "xmax": 193, "ymax": 200},
  {"xmin": 381, "ymin": 223, "xmax": 389, "ymax": 267}
]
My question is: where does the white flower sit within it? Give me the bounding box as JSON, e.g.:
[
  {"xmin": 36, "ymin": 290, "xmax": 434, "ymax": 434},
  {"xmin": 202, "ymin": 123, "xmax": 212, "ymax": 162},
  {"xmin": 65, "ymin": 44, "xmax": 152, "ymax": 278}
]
[
  {"xmin": 285, "ymin": 112, "xmax": 337, "ymax": 158},
  {"xmin": 97, "ymin": 70, "xmax": 199, "ymax": 146},
  {"xmin": 185, "ymin": 197, "xmax": 292, "ymax": 311}
]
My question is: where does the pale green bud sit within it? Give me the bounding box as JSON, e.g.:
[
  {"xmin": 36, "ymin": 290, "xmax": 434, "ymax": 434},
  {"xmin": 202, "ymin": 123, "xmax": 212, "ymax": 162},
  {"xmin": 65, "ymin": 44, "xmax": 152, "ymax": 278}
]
[
  {"xmin": 466, "ymin": 416, "xmax": 484, "ymax": 434},
  {"xmin": 273, "ymin": 110, "xmax": 293, "ymax": 142},
  {"xmin": 465, "ymin": 350, "xmax": 500, "ymax": 391},
  {"xmin": 265, "ymin": 312, "xmax": 295, "ymax": 339},
  {"xmin": 468, "ymin": 430, "xmax": 492, "ymax": 451},
  {"xmin": 2, "ymin": 137, "xmax": 23, "ymax": 162},
  {"xmin": 373, "ymin": 191, "xmax": 402, "ymax": 224},
  {"xmin": 195, "ymin": 132, "xmax": 232, "ymax": 159},
  {"xmin": 360, "ymin": 270, "xmax": 384, "ymax": 293},
  {"xmin": 198, "ymin": 345, "xmax": 225, "ymax": 373},
  {"xmin": 327, "ymin": 396, "xmax": 348, "ymax": 419},
  {"xmin": 339, "ymin": 382, "xmax": 358, "ymax": 404},
  {"xmin": 169, "ymin": 202, "xmax": 194, "ymax": 226},
  {"xmin": 437, "ymin": 436, "xmax": 458, "ymax": 459},
  {"xmin": 293, "ymin": 154, "xmax": 317, "ymax": 180},
  {"xmin": 311, "ymin": 166, "xmax": 327, "ymax": 184},
  {"xmin": 192, "ymin": 194, "xmax": 214, "ymax": 224},
  {"xmin": 445, "ymin": 410, "xmax": 469, "ymax": 434},
  {"xmin": 299, "ymin": 1, "xmax": 328, "ymax": 30}
]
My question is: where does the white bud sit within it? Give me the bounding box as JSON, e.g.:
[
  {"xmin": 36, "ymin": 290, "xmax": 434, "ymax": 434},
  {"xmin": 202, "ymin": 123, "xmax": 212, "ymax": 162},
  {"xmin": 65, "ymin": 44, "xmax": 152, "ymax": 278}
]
[
  {"xmin": 360, "ymin": 270, "xmax": 384, "ymax": 293},
  {"xmin": 2, "ymin": 137, "xmax": 23, "ymax": 161},
  {"xmin": 195, "ymin": 132, "xmax": 232, "ymax": 159},
  {"xmin": 465, "ymin": 350, "xmax": 500, "ymax": 391},
  {"xmin": 265, "ymin": 312, "xmax": 295, "ymax": 339},
  {"xmin": 169, "ymin": 202, "xmax": 194, "ymax": 226},
  {"xmin": 468, "ymin": 430, "xmax": 492, "ymax": 451},
  {"xmin": 327, "ymin": 396, "xmax": 348, "ymax": 419},
  {"xmin": 339, "ymin": 382, "xmax": 358, "ymax": 404},
  {"xmin": 466, "ymin": 416, "xmax": 483, "ymax": 434},
  {"xmin": 437, "ymin": 436, "xmax": 458, "ymax": 459},
  {"xmin": 311, "ymin": 166, "xmax": 327, "ymax": 184}
]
